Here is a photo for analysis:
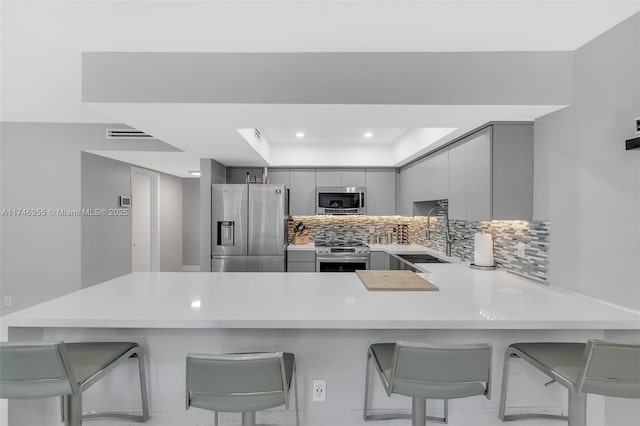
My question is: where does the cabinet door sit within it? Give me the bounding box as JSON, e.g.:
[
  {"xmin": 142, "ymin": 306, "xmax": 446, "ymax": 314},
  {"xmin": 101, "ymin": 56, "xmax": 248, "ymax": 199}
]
[
  {"xmin": 267, "ymin": 169, "xmax": 290, "ymax": 187},
  {"xmin": 448, "ymin": 143, "xmax": 467, "ymax": 220},
  {"xmin": 289, "ymin": 169, "xmax": 316, "ymax": 215},
  {"xmin": 466, "ymin": 128, "xmax": 492, "ymax": 221},
  {"xmin": 425, "ymin": 149, "xmax": 449, "ymax": 201},
  {"xmin": 369, "ymin": 252, "xmax": 389, "ymax": 270},
  {"xmin": 397, "ymin": 165, "xmax": 420, "ymax": 216},
  {"xmin": 341, "ymin": 169, "xmax": 366, "ymax": 187},
  {"xmin": 287, "ymin": 261, "xmax": 316, "ymax": 272},
  {"xmin": 316, "ymin": 169, "xmax": 341, "ymax": 187},
  {"xmin": 410, "ymin": 160, "xmax": 430, "ymax": 202},
  {"xmin": 365, "ymin": 169, "xmax": 396, "ymax": 216}
]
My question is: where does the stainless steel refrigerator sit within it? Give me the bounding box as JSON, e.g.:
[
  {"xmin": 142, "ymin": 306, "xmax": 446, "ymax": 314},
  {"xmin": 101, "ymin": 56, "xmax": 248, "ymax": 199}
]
[{"xmin": 211, "ymin": 184, "xmax": 288, "ymax": 272}]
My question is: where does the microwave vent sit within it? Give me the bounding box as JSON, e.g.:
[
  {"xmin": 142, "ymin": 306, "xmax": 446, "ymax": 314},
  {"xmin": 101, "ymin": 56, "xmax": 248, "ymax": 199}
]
[
  {"xmin": 254, "ymin": 128, "xmax": 262, "ymax": 143},
  {"xmin": 106, "ymin": 128, "xmax": 154, "ymax": 139}
]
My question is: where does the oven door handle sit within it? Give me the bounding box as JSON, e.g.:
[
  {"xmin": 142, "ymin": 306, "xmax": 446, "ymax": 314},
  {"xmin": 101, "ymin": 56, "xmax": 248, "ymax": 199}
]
[{"xmin": 316, "ymin": 256, "xmax": 370, "ymax": 262}]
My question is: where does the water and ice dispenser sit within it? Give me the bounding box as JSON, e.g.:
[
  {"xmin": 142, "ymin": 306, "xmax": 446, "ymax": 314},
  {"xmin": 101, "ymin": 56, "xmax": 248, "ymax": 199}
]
[{"xmin": 217, "ymin": 221, "xmax": 235, "ymax": 246}]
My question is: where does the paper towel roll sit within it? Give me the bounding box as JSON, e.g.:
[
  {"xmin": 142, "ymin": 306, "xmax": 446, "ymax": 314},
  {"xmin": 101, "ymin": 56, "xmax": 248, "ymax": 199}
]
[{"xmin": 474, "ymin": 233, "xmax": 494, "ymax": 267}]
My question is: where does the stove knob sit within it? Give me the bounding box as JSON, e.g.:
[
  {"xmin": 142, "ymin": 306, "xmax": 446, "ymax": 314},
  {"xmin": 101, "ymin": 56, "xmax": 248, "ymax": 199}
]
[{"xmin": 355, "ymin": 247, "xmax": 362, "ymax": 254}]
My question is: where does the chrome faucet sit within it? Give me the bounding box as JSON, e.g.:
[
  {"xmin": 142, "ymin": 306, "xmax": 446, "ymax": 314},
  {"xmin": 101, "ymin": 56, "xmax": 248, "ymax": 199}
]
[
  {"xmin": 425, "ymin": 206, "xmax": 439, "ymax": 240},
  {"xmin": 425, "ymin": 203, "xmax": 454, "ymax": 256},
  {"xmin": 444, "ymin": 208, "xmax": 454, "ymax": 257}
]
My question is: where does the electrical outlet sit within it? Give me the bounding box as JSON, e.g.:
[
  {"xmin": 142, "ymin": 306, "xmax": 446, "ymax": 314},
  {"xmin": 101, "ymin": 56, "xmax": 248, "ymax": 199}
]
[
  {"xmin": 516, "ymin": 244, "xmax": 526, "ymax": 258},
  {"xmin": 369, "ymin": 226, "xmax": 375, "ymax": 234},
  {"xmin": 4, "ymin": 296, "xmax": 12, "ymax": 306},
  {"xmin": 312, "ymin": 379, "xmax": 326, "ymax": 402}
]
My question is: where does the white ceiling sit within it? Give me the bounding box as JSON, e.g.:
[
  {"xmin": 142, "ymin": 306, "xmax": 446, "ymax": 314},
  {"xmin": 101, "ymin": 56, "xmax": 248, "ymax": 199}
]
[
  {"xmin": 2, "ymin": 1, "xmax": 639, "ymax": 176},
  {"xmin": 261, "ymin": 128, "xmax": 410, "ymax": 145}
]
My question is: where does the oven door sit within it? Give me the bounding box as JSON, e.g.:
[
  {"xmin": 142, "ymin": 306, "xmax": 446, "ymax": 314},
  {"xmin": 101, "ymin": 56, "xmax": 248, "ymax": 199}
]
[{"xmin": 316, "ymin": 256, "xmax": 370, "ymax": 272}]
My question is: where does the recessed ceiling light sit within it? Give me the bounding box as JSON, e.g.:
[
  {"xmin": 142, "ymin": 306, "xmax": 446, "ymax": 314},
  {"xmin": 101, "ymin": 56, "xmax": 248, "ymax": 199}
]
[
  {"xmin": 188, "ymin": 170, "xmax": 201, "ymax": 177},
  {"xmin": 364, "ymin": 132, "xmax": 373, "ymax": 138},
  {"xmin": 296, "ymin": 132, "xmax": 305, "ymax": 138}
]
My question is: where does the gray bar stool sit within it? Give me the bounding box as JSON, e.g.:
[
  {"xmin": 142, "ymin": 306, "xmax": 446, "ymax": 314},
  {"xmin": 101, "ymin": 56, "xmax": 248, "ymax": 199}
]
[
  {"xmin": 0, "ymin": 341, "xmax": 149, "ymax": 426},
  {"xmin": 499, "ymin": 339, "xmax": 640, "ymax": 426},
  {"xmin": 364, "ymin": 341, "xmax": 492, "ymax": 425},
  {"xmin": 186, "ymin": 351, "xmax": 299, "ymax": 426}
]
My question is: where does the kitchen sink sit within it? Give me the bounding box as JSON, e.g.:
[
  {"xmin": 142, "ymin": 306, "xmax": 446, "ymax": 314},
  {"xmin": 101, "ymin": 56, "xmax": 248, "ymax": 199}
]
[{"xmin": 397, "ymin": 254, "xmax": 449, "ymax": 264}]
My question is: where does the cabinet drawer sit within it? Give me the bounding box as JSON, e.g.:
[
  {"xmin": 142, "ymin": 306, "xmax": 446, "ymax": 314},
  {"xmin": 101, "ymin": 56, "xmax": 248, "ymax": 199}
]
[
  {"xmin": 287, "ymin": 251, "xmax": 316, "ymax": 262},
  {"xmin": 287, "ymin": 261, "xmax": 316, "ymax": 272}
]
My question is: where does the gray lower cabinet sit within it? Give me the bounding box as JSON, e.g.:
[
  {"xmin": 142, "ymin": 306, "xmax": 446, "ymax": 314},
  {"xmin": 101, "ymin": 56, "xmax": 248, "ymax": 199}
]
[
  {"xmin": 287, "ymin": 250, "xmax": 316, "ymax": 272},
  {"xmin": 369, "ymin": 252, "xmax": 390, "ymax": 270}
]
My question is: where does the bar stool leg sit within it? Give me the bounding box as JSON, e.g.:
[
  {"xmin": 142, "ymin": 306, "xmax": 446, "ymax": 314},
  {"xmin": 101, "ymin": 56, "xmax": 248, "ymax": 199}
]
[
  {"xmin": 412, "ymin": 397, "xmax": 426, "ymax": 426},
  {"xmin": 63, "ymin": 394, "xmax": 82, "ymax": 426},
  {"xmin": 363, "ymin": 352, "xmax": 372, "ymax": 420},
  {"xmin": 135, "ymin": 351, "xmax": 150, "ymax": 421},
  {"xmin": 568, "ymin": 391, "xmax": 587, "ymax": 426},
  {"xmin": 242, "ymin": 411, "xmax": 256, "ymax": 426}
]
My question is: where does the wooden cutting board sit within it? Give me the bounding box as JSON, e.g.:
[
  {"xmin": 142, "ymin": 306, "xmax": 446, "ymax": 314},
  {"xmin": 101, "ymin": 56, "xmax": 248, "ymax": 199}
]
[{"xmin": 355, "ymin": 270, "xmax": 439, "ymax": 291}]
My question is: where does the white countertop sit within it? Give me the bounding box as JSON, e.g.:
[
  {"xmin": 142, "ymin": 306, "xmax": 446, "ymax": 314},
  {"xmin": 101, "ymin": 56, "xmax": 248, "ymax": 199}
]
[
  {"xmin": 287, "ymin": 242, "xmax": 316, "ymax": 251},
  {"xmin": 3, "ymin": 265, "xmax": 639, "ymax": 330}
]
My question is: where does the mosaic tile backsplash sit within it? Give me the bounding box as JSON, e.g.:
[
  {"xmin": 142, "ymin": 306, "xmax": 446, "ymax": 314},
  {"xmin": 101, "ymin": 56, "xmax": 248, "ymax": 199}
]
[{"xmin": 291, "ymin": 203, "xmax": 550, "ymax": 283}]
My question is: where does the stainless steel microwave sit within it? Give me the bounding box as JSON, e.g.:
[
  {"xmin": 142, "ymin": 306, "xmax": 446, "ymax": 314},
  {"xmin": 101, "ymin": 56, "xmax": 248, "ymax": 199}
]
[{"xmin": 316, "ymin": 187, "xmax": 366, "ymax": 215}]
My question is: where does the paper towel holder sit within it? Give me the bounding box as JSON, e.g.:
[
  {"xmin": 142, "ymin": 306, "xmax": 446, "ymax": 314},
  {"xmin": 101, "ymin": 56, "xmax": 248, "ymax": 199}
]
[{"xmin": 470, "ymin": 263, "xmax": 496, "ymax": 271}]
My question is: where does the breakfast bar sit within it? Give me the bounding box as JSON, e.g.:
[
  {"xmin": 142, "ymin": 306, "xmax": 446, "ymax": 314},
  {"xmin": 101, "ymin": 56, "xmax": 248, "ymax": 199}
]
[{"xmin": 2, "ymin": 265, "xmax": 639, "ymax": 426}]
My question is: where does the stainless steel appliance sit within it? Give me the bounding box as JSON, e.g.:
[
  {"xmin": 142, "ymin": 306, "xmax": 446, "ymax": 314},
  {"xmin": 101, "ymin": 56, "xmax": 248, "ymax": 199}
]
[
  {"xmin": 211, "ymin": 184, "xmax": 288, "ymax": 272},
  {"xmin": 316, "ymin": 243, "xmax": 370, "ymax": 272},
  {"xmin": 316, "ymin": 187, "xmax": 366, "ymax": 215}
]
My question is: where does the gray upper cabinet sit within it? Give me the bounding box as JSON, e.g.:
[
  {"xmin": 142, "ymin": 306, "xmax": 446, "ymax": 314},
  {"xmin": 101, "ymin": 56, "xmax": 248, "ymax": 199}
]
[
  {"xmin": 448, "ymin": 143, "xmax": 467, "ymax": 220},
  {"xmin": 316, "ymin": 169, "xmax": 341, "ymax": 187},
  {"xmin": 365, "ymin": 169, "xmax": 396, "ymax": 216},
  {"xmin": 266, "ymin": 169, "xmax": 290, "ymax": 187},
  {"xmin": 397, "ymin": 163, "xmax": 421, "ymax": 216},
  {"xmin": 465, "ymin": 129, "xmax": 492, "ymax": 221},
  {"xmin": 397, "ymin": 149, "xmax": 449, "ymax": 216},
  {"xmin": 447, "ymin": 123, "xmax": 533, "ymax": 221},
  {"xmin": 316, "ymin": 169, "xmax": 366, "ymax": 187},
  {"xmin": 491, "ymin": 124, "xmax": 533, "ymax": 220},
  {"xmin": 423, "ymin": 149, "xmax": 449, "ymax": 201},
  {"xmin": 340, "ymin": 169, "xmax": 366, "ymax": 187},
  {"xmin": 289, "ymin": 169, "xmax": 316, "ymax": 215}
]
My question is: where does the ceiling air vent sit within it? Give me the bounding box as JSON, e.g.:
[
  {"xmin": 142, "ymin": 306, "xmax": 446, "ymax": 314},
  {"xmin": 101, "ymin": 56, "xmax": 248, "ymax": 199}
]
[
  {"xmin": 106, "ymin": 129, "xmax": 154, "ymax": 139},
  {"xmin": 254, "ymin": 128, "xmax": 262, "ymax": 143}
]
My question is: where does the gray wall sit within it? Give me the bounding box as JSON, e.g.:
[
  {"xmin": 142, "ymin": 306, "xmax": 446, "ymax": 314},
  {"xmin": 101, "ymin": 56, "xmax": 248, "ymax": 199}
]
[
  {"xmin": 159, "ymin": 173, "xmax": 183, "ymax": 272},
  {"xmin": 81, "ymin": 152, "xmax": 131, "ymax": 288},
  {"xmin": 182, "ymin": 178, "xmax": 200, "ymax": 267},
  {"xmin": 199, "ymin": 158, "xmax": 227, "ymax": 271},
  {"xmin": 0, "ymin": 123, "xmax": 186, "ymax": 314},
  {"xmin": 1, "ymin": 123, "xmax": 85, "ymax": 315},
  {"xmin": 534, "ymin": 13, "xmax": 640, "ymax": 312}
]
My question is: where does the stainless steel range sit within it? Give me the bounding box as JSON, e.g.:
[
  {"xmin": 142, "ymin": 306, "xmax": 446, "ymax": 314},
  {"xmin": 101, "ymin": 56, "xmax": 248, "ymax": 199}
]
[{"xmin": 316, "ymin": 242, "xmax": 370, "ymax": 272}]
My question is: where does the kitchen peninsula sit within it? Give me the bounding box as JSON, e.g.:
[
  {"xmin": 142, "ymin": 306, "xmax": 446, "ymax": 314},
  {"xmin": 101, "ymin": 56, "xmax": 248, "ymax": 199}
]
[{"xmin": 3, "ymin": 265, "xmax": 639, "ymax": 426}]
